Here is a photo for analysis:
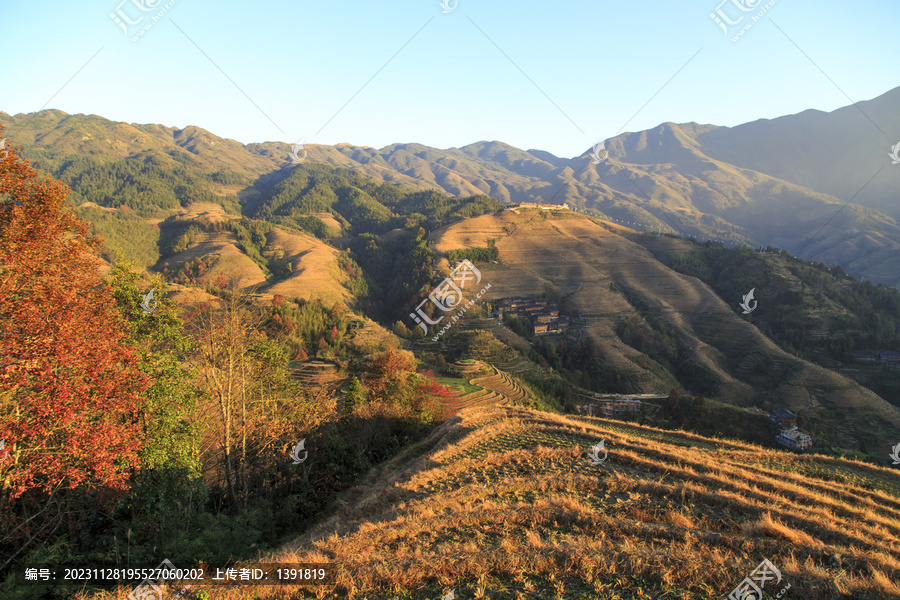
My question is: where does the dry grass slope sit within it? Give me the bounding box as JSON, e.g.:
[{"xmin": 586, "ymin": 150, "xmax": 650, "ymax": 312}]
[
  {"xmin": 261, "ymin": 228, "xmax": 353, "ymax": 307},
  {"xmin": 88, "ymin": 403, "xmax": 900, "ymax": 600},
  {"xmin": 430, "ymin": 210, "xmax": 900, "ymax": 457}
]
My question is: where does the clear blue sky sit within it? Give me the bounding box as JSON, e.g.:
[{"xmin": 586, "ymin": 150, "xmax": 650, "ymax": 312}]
[{"xmin": 0, "ymin": 0, "xmax": 896, "ymax": 157}]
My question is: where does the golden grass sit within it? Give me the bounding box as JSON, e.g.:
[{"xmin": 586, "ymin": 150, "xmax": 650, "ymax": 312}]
[
  {"xmin": 81, "ymin": 402, "xmax": 900, "ymax": 600},
  {"xmin": 261, "ymin": 228, "xmax": 352, "ymax": 306},
  {"xmin": 431, "ymin": 209, "xmax": 900, "ymax": 449}
]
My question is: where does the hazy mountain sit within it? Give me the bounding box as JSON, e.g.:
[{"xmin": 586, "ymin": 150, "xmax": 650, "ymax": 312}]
[
  {"xmin": 8, "ymin": 99, "xmax": 900, "ymax": 600},
  {"xmin": 693, "ymin": 86, "xmax": 900, "ymax": 218},
  {"xmin": 3, "ymin": 87, "xmax": 900, "ymax": 286}
]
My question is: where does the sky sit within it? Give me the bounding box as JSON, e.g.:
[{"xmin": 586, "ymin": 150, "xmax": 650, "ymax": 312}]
[{"xmin": 0, "ymin": 0, "xmax": 897, "ymax": 158}]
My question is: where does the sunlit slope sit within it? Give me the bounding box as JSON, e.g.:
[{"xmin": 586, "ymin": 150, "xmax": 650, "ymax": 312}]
[
  {"xmin": 157, "ymin": 203, "xmax": 353, "ymax": 305},
  {"xmin": 261, "ymin": 228, "xmax": 352, "ymax": 306},
  {"xmin": 8, "ymin": 105, "xmax": 900, "ymax": 285},
  {"xmin": 257, "ymin": 403, "xmax": 900, "ymax": 600},
  {"xmin": 289, "ymin": 127, "xmax": 900, "ymax": 287},
  {"xmin": 430, "ymin": 208, "xmax": 900, "ymax": 452},
  {"xmin": 157, "ymin": 210, "xmax": 268, "ymax": 290},
  {"xmin": 0, "ymin": 110, "xmax": 282, "ymax": 176}
]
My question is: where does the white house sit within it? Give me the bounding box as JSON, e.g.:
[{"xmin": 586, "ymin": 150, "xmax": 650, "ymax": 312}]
[{"xmin": 776, "ymin": 427, "xmax": 812, "ymax": 450}]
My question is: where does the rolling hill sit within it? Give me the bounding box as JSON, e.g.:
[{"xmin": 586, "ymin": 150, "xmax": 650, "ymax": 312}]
[
  {"xmin": 4, "ymin": 104, "xmax": 900, "ymax": 459},
  {"xmin": 4, "ymin": 87, "xmax": 900, "ymax": 284},
  {"xmin": 88, "ymin": 397, "xmax": 900, "ymax": 599},
  {"xmin": 6, "ymin": 103, "xmax": 900, "ymax": 600},
  {"xmin": 426, "ymin": 207, "xmax": 900, "ymax": 463},
  {"xmin": 4, "ymin": 110, "xmax": 898, "ymax": 461}
]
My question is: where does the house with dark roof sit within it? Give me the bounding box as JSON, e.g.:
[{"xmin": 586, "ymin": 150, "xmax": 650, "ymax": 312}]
[
  {"xmin": 880, "ymin": 351, "xmax": 900, "ymax": 372},
  {"xmin": 854, "ymin": 349, "xmax": 879, "ymax": 362},
  {"xmin": 772, "ymin": 408, "xmax": 797, "ymax": 429},
  {"xmin": 495, "ymin": 296, "xmax": 570, "ymax": 335}
]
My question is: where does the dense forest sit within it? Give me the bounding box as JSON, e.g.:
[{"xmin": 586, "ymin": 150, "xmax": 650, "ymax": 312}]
[
  {"xmin": 245, "ymin": 163, "xmax": 502, "ymax": 237},
  {"xmin": 651, "ymin": 241, "xmax": 900, "ymax": 361},
  {"xmin": 56, "ymin": 152, "xmax": 242, "ymax": 217},
  {"xmin": 646, "ymin": 239, "xmax": 900, "ymax": 403}
]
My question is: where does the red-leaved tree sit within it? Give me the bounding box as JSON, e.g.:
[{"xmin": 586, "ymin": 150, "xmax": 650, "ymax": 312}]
[
  {"xmin": 366, "ymin": 349, "xmax": 415, "ymax": 401},
  {"xmin": 0, "ymin": 130, "xmax": 150, "ymax": 563},
  {"xmin": 415, "ymin": 371, "xmax": 460, "ymax": 420}
]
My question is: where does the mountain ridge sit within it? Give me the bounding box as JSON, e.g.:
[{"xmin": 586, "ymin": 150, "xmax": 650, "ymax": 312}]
[{"xmin": 3, "ymin": 86, "xmax": 900, "ymax": 285}]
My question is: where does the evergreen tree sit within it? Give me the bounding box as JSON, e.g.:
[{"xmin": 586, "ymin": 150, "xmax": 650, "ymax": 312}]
[
  {"xmin": 107, "ymin": 265, "xmax": 204, "ymax": 538},
  {"xmin": 344, "ymin": 377, "xmax": 365, "ymax": 414}
]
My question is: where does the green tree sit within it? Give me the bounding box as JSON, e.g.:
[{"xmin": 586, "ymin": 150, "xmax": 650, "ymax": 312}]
[
  {"xmin": 344, "ymin": 377, "xmax": 365, "ymax": 414},
  {"xmin": 106, "ymin": 264, "xmax": 204, "ymax": 560}
]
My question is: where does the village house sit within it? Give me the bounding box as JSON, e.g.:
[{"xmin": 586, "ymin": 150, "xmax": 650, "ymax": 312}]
[
  {"xmin": 494, "ymin": 296, "xmax": 571, "ymax": 335},
  {"xmin": 880, "ymin": 350, "xmax": 900, "ymax": 372},
  {"xmin": 508, "ymin": 202, "xmax": 570, "ymax": 210},
  {"xmin": 577, "ymin": 393, "xmax": 668, "ymax": 418},
  {"xmin": 771, "ymin": 408, "xmax": 797, "ymax": 429},
  {"xmin": 850, "ymin": 349, "xmax": 900, "ymax": 372},
  {"xmin": 776, "ymin": 426, "xmax": 813, "ymax": 450}
]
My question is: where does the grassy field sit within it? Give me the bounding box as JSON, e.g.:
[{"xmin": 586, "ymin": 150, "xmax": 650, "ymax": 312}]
[
  {"xmin": 433, "ymin": 376, "xmax": 483, "ymax": 396},
  {"xmin": 84, "ymin": 399, "xmax": 900, "ymax": 600}
]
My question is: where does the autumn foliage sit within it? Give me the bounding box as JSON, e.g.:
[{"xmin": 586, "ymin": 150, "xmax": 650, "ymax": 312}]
[
  {"xmin": 417, "ymin": 370, "xmax": 461, "ymax": 419},
  {"xmin": 0, "ymin": 132, "xmax": 150, "ymax": 552},
  {"xmin": 366, "ymin": 348, "xmax": 416, "ymax": 400},
  {"xmin": 364, "ymin": 351, "xmax": 457, "ymax": 421}
]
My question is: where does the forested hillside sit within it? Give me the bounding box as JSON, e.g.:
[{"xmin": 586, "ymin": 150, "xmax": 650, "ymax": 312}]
[
  {"xmin": 4, "ymin": 102, "xmax": 900, "ymax": 285},
  {"xmin": 0, "ymin": 140, "xmax": 468, "ymax": 598}
]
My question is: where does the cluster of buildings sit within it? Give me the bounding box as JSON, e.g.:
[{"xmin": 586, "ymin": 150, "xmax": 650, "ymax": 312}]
[
  {"xmin": 577, "ymin": 393, "xmax": 669, "ymax": 417},
  {"xmin": 853, "ymin": 349, "xmax": 900, "ymax": 372},
  {"xmin": 494, "ymin": 297, "xmax": 570, "ymax": 335},
  {"xmin": 505, "ymin": 202, "xmax": 570, "ymax": 211},
  {"xmin": 771, "ymin": 408, "xmax": 813, "ymax": 450}
]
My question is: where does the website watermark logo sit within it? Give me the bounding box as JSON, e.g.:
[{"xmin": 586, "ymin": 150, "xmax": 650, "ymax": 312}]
[
  {"xmin": 109, "ymin": 0, "xmax": 181, "ymax": 43},
  {"xmin": 587, "ymin": 439, "xmax": 608, "ymax": 465},
  {"xmin": 290, "ymin": 139, "xmax": 308, "ymax": 165},
  {"xmin": 0, "ymin": 138, "xmax": 8, "ymax": 161},
  {"xmin": 441, "ymin": 589, "xmax": 456, "ymax": 600},
  {"xmin": 889, "ymin": 442, "xmax": 900, "ymax": 465},
  {"xmin": 889, "ymin": 141, "xmax": 900, "ymax": 165},
  {"xmin": 727, "ymin": 558, "xmax": 790, "ymax": 600},
  {"xmin": 290, "ymin": 439, "xmax": 308, "ymax": 464},
  {"xmin": 141, "ymin": 289, "xmax": 158, "ymax": 315},
  {"xmin": 589, "ymin": 140, "xmax": 609, "ymax": 164},
  {"xmin": 0, "ymin": 439, "xmax": 8, "ymax": 463},
  {"xmin": 739, "ymin": 288, "xmax": 757, "ymax": 314},
  {"xmin": 439, "ymin": 0, "xmax": 458, "ymax": 13},
  {"xmin": 710, "ymin": 0, "xmax": 779, "ymax": 42},
  {"xmin": 128, "ymin": 559, "xmax": 192, "ymax": 600},
  {"xmin": 410, "ymin": 259, "xmax": 492, "ymax": 341}
]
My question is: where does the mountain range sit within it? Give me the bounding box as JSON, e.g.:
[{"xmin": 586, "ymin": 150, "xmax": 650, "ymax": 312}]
[{"xmin": 4, "ymin": 86, "xmax": 899, "ymax": 284}]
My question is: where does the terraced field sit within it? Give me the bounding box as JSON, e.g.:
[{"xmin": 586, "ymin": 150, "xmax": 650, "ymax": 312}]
[
  {"xmin": 454, "ymin": 363, "xmax": 532, "ymax": 409},
  {"xmin": 106, "ymin": 404, "xmax": 900, "ymax": 600},
  {"xmin": 429, "ymin": 209, "xmax": 900, "ymax": 460}
]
